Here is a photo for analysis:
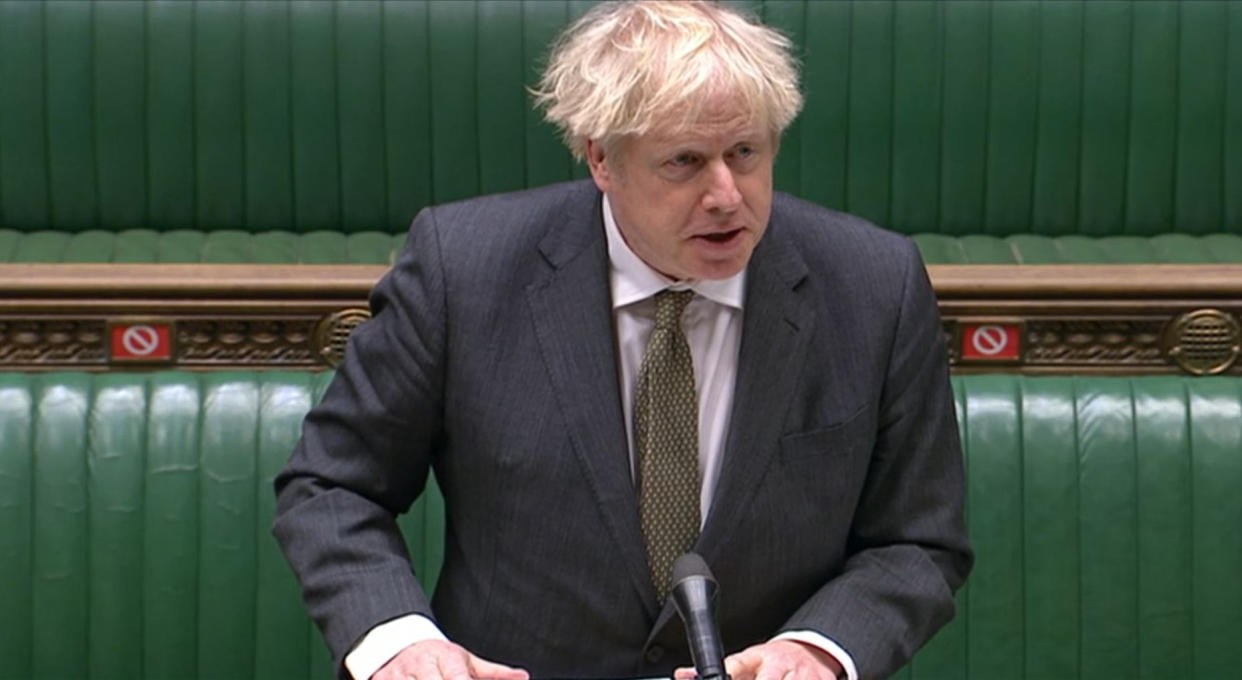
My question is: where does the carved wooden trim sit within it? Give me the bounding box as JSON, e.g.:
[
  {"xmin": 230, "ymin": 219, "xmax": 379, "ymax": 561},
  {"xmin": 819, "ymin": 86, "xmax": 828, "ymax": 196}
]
[
  {"xmin": 1, "ymin": 263, "xmax": 1240, "ymax": 374},
  {"xmin": 930, "ymin": 265, "xmax": 1242, "ymax": 375},
  {"xmin": 0, "ymin": 264, "xmax": 381, "ymax": 371}
]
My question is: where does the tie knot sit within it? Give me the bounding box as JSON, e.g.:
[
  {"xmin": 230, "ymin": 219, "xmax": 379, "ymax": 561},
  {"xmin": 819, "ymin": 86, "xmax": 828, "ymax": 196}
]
[{"xmin": 653, "ymin": 290, "xmax": 694, "ymax": 331}]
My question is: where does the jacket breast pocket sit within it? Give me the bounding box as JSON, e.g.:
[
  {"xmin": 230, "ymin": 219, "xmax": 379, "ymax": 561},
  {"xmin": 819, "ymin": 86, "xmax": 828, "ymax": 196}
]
[
  {"xmin": 769, "ymin": 407, "xmax": 876, "ymax": 535},
  {"xmin": 779, "ymin": 406, "xmax": 875, "ymax": 464}
]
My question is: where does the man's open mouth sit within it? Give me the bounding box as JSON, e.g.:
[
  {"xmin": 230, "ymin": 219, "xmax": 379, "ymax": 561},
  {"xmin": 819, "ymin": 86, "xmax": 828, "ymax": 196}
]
[{"xmin": 697, "ymin": 229, "xmax": 743, "ymax": 244}]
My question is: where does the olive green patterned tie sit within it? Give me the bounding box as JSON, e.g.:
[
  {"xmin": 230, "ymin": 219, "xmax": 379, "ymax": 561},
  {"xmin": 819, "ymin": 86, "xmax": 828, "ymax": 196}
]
[{"xmin": 635, "ymin": 289, "xmax": 700, "ymax": 604}]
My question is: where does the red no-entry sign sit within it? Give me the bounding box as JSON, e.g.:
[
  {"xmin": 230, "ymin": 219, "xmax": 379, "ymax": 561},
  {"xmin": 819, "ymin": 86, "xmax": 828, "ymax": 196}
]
[
  {"xmin": 110, "ymin": 322, "xmax": 174, "ymax": 362},
  {"xmin": 960, "ymin": 323, "xmax": 1022, "ymax": 361}
]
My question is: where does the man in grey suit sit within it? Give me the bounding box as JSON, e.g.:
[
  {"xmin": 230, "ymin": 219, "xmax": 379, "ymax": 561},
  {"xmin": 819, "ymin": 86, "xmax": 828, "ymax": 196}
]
[{"xmin": 274, "ymin": 3, "xmax": 971, "ymax": 680}]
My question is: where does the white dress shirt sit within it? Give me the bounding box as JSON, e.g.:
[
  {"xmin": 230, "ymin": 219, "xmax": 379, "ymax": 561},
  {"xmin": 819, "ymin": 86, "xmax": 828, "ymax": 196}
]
[
  {"xmin": 346, "ymin": 196, "xmax": 857, "ymax": 680},
  {"xmin": 604, "ymin": 194, "xmax": 745, "ymax": 520}
]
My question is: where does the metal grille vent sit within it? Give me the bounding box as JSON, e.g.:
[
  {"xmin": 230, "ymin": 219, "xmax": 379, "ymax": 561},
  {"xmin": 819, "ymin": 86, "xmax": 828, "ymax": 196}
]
[
  {"xmin": 314, "ymin": 309, "xmax": 372, "ymax": 368},
  {"xmin": 1165, "ymin": 309, "xmax": 1241, "ymax": 375}
]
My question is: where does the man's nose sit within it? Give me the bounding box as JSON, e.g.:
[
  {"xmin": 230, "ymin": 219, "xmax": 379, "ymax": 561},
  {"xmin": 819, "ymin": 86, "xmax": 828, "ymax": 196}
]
[{"xmin": 701, "ymin": 159, "xmax": 742, "ymax": 212}]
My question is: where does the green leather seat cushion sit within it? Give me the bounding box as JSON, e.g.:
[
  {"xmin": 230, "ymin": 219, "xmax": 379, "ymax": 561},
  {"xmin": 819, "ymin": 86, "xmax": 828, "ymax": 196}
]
[
  {"xmin": 2, "ymin": 371, "xmax": 1240, "ymax": 678},
  {"xmin": 0, "ymin": 229, "xmax": 407, "ymax": 264},
  {"xmin": 5, "ymin": 228, "xmax": 1242, "ymax": 264},
  {"xmin": 914, "ymin": 232, "xmax": 1242, "ymax": 264}
]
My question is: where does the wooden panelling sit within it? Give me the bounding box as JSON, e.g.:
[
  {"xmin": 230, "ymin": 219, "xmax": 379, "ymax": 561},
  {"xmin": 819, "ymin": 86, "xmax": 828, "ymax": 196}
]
[{"xmin": 0, "ymin": 263, "xmax": 1239, "ymax": 374}]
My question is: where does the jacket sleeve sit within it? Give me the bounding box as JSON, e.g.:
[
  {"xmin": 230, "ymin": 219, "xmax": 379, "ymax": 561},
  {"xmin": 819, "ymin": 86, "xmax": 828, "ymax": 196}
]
[
  {"xmin": 272, "ymin": 207, "xmax": 448, "ymax": 675},
  {"xmin": 779, "ymin": 240, "xmax": 973, "ymax": 679}
]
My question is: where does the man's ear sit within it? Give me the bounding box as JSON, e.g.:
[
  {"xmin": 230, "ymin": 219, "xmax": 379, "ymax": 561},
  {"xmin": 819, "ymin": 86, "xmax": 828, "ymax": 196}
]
[{"xmin": 585, "ymin": 139, "xmax": 614, "ymax": 193}]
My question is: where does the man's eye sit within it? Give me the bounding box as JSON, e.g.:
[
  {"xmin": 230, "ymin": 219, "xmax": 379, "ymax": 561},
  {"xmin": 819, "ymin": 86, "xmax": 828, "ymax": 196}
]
[
  {"xmin": 729, "ymin": 144, "xmax": 760, "ymax": 163},
  {"xmin": 670, "ymin": 153, "xmax": 698, "ymax": 167}
]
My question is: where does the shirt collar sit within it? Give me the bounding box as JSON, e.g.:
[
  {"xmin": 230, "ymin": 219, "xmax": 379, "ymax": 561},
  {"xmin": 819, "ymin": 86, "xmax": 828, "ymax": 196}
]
[{"xmin": 603, "ymin": 194, "xmax": 746, "ymax": 310}]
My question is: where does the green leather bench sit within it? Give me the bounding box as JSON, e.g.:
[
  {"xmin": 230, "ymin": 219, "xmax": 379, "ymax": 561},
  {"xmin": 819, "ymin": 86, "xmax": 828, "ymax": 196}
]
[
  {"xmin": 2, "ymin": 0, "xmax": 1240, "ymax": 263},
  {"xmin": 0, "ymin": 229, "xmax": 408, "ymax": 265},
  {"xmin": 3, "ymin": 229, "xmax": 1242, "ymax": 265},
  {"xmin": 2, "ymin": 371, "xmax": 1239, "ymax": 679},
  {"xmin": 0, "ymin": 371, "xmax": 443, "ymax": 679}
]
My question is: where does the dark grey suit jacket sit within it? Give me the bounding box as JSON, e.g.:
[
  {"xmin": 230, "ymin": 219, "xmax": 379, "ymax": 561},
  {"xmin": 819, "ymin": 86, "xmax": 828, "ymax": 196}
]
[{"xmin": 273, "ymin": 180, "xmax": 971, "ymax": 680}]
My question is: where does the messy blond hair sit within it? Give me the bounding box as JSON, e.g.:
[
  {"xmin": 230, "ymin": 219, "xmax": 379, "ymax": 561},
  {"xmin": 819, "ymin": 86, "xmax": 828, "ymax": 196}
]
[{"xmin": 532, "ymin": 1, "xmax": 803, "ymax": 160}]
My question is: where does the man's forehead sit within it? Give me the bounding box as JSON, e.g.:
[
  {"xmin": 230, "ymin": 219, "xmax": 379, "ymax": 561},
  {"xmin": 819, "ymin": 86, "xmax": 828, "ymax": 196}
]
[{"xmin": 644, "ymin": 108, "xmax": 767, "ymax": 147}]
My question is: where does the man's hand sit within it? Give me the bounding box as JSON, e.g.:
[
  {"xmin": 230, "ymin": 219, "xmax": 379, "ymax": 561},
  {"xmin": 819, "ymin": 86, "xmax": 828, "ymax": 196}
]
[
  {"xmin": 371, "ymin": 639, "xmax": 530, "ymax": 680},
  {"xmin": 674, "ymin": 639, "xmax": 844, "ymax": 680}
]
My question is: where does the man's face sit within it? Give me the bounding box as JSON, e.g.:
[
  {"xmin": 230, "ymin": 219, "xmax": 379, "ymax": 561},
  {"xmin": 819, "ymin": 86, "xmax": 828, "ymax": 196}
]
[{"xmin": 586, "ymin": 103, "xmax": 774, "ymax": 281}]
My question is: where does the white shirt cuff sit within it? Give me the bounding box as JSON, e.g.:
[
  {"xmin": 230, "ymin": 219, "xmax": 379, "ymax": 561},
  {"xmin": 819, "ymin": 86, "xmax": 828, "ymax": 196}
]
[
  {"xmin": 344, "ymin": 613, "xmax": 448, "ymax": 680},
  {"xmin": 773, "ymin": 630, "xmax": 858, "ymax": 680}
]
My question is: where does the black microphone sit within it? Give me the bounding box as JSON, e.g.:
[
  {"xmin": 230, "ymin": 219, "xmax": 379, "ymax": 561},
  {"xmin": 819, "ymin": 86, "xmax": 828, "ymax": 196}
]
[{"xmin": 670, "ymin": 552, "xmax": 730, "ymax": 680}]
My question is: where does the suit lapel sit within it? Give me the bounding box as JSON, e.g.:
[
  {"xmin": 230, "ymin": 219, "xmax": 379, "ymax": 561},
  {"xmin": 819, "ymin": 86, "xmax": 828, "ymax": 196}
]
[
  {"xmin": 525, "ymin": 186, "xmax": 661, "ymax": 617},
  {"xmin": 697, "ymin": 218, "xmax": 812, "ymax": 564}
]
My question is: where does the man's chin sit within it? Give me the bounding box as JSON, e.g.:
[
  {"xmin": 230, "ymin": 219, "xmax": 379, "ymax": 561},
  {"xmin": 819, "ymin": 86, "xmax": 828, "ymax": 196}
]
[{"xmin": 686, "ymin": 258, "xmax": 749, "ymax": 281}]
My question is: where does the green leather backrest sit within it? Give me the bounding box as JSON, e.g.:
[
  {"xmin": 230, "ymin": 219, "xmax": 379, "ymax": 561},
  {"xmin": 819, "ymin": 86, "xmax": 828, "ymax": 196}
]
[
  {"xmin": 0, "ymin": 372, "xmax": 443, "ymax": 680},
  {"xmin": 2, "ymin": 372, "xmax": 1239, "ymax": 679},
  {"xmin": 919, "ymin": 375, "xmax": 1242, "ymax": 680},
  {"xmin": 2, "ymin": 0, "xmax": 1240, "ymax": 237}
]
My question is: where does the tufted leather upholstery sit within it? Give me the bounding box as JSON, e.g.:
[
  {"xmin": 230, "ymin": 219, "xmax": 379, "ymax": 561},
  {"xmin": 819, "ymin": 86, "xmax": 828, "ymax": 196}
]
[
  {"xmin": 2, "ymin": 372, "xmax": 1239, "ymax": 678},
  {"xmin": 927, "ymin": 374, "xmax": 1242, "ymax": 680},
  {"xmin": 914, "ymin": 232, "xmax": 1242, "ymax": 264},
  {"xmin": 0, "ymin": 372, "xmax": 443, "ymax": 679},
  {"xmin": 1, "ymin": 0, "xmax": 1240, "ymax": 258},
  {"xmin": 0, "ymin": 228, "xmax": 407, "ymax": 264},
  {"xmin": 3, "ymin": 228, "xmax": 1242, "ymax": 265}
]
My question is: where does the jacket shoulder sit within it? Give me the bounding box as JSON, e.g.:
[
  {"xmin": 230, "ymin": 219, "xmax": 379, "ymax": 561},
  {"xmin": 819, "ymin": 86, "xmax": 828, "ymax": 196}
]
[
  {"xmin": 769, "ymin": 193, "xmax": 922, "ymax": 276},
  {"xmin": 424, "ymin": 180, "xmax": 598, "ymax": 240}
]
